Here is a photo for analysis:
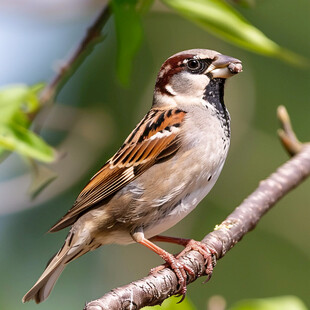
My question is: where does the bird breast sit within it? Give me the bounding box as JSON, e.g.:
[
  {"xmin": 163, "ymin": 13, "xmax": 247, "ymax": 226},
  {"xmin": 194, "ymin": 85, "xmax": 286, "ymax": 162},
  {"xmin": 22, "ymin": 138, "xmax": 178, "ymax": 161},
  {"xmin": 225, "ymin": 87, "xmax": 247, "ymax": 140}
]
[
  {"xmin": 142, "ymin": 107, "xmax": 230, "ymax": 238},
  {"xmin": 92, "ymin": 103, "xmax": 230, "ymax": 245}
]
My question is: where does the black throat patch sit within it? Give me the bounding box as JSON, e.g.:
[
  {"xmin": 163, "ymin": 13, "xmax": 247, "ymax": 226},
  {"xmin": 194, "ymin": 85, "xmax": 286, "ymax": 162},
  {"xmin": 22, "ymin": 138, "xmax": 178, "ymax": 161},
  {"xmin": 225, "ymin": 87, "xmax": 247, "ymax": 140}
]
[{"xmin": 203, "ymin": 78, "xmax": 230, "ymax": 138}]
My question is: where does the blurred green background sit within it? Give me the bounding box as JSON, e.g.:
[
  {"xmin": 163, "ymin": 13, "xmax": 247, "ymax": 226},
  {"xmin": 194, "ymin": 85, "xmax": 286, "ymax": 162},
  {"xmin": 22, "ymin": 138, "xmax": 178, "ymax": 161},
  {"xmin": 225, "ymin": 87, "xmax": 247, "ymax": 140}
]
[{"xmin": 0, "ymin": 1, "xmax": 309, "ymax": 309}]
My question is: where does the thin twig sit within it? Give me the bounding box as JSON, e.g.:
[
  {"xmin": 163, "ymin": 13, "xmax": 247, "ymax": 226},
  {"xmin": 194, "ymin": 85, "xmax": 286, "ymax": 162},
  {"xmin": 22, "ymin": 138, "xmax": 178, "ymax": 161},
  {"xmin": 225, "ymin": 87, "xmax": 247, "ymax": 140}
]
[
  {"xmin": 277, "ymin": 105, "xmax": 303, "ymax": 156},
  {"xmin": 39, "ymin": 5, "xmax": 111, "ymax": 106},
  {"xmin": 84, "ymin": 107, "xmax": 310, "ymax": 310},
  {"xmin": 32, "ymin": 5, "xmax": 110, "ymax": 134}
]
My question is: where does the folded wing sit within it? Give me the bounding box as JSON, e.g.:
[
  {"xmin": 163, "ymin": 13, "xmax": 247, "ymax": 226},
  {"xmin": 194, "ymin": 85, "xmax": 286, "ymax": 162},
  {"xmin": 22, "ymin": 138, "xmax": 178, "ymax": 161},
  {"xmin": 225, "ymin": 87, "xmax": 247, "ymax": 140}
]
[{"xmin": 49, "ymin": 108, "xmax": 187, "ymax": 232}]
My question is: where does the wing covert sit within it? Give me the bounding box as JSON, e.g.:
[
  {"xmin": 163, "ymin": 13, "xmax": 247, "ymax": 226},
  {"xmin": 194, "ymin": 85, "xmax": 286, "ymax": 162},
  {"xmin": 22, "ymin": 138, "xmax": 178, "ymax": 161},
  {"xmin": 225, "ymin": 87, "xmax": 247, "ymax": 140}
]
[{"xmin": 49, "ymin": 108, "xmax": 187, "ymax": 232}]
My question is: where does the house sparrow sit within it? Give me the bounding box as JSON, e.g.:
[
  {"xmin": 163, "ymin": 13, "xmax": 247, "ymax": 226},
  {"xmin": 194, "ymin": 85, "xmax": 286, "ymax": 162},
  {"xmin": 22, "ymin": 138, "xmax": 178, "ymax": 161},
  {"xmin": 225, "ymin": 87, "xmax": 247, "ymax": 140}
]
[{"xmin": 23, "ymin": 49, "xmax": 242, "ymax": 304}]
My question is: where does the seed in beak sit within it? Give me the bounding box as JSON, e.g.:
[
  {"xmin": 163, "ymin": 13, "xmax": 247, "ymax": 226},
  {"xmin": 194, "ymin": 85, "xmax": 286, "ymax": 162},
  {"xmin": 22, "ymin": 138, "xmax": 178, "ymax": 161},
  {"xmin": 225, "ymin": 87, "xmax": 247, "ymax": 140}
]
[{"xmin": 228, "ymin": 62, "xmax": 243, "ymax": 74}]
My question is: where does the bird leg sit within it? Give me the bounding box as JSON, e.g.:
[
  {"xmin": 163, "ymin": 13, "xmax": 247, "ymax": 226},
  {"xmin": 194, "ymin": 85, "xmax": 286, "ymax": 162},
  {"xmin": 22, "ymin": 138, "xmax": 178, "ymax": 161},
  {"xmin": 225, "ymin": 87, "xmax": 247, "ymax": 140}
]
[
  {"xmin": 150, "ymin": 235, "xmax": 216, "ymax": 282},
  {"xmin": 132, "ymin": 231, "xmax": 193, "ymax": 296},
  {"xmin": 150, "ymin": 235, "xmax": 192, "ymax": 247}
]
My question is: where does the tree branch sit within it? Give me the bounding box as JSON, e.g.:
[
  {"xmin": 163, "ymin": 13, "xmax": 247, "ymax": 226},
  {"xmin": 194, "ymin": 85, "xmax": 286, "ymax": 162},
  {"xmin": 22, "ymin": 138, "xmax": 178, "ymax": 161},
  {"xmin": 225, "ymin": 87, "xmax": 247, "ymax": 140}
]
[
  {"xmin": 32, "ymin": 4, "xmax": 110, "ymax": 135},
  {"xmin": 39, "ymin": 5, "xmax": 111, "ymax": 107},
  {"xmin": 84, "ymin": 107, "xmax": 310, "ymax": 310}
]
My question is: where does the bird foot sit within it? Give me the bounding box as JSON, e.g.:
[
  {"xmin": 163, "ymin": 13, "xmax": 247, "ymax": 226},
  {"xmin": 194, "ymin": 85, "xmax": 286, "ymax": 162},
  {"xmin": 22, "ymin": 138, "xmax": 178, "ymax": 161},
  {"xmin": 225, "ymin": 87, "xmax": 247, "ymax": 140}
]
[
  {"xmin": 176, "ymin": 239, "xmax": 216, "ymax": 282},
  {"xmin": 139, "ymin": 236, "xmax": 215, "ymax": 301},
  {"xmin": 149, "ymin": 252, "xmax": 195, "ymax": 299}
]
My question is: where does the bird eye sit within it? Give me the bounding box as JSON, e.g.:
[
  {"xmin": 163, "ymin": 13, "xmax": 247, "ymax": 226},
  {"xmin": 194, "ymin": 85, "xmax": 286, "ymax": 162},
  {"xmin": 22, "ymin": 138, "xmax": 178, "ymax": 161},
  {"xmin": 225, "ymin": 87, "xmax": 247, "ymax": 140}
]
[{"xmin": 186, "ymin": 59, "xmax": 205, "ymax": 73}]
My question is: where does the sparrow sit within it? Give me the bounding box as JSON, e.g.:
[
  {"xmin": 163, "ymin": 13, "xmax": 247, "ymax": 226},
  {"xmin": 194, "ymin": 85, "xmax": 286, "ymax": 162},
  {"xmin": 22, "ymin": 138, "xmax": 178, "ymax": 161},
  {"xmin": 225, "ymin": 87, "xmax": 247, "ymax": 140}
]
[{"xmin": 23, "ymin": 49, "xmax": 242, "ymax": 304}]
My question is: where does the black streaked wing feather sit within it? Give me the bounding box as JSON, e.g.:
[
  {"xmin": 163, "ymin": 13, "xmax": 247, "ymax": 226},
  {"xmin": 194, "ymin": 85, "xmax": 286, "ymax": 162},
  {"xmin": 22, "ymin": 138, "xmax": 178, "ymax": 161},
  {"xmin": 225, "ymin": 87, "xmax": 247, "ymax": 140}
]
[{"xmin": 49, "ymin": 108, "xmax": 187, "ymax": 232}]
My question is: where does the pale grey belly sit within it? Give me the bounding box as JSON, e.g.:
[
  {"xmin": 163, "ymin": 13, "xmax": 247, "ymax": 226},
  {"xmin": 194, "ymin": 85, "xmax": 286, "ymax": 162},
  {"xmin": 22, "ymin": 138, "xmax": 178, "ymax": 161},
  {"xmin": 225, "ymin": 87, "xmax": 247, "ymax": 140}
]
[
  {"xmin": 144, "ymin": 160, "xmax": 224, "ymax": 239},
  {"xmin": 96, "ymin": 163, "xmax": 223, "ymax": 246}
]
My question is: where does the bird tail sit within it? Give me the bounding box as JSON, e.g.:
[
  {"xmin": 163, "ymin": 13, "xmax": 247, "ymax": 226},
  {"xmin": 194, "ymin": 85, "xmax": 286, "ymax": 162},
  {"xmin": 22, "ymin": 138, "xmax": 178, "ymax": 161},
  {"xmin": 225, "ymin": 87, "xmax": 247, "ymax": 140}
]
[{"xmin": 22, "ymin": 230, "xmax": 89, "ymax": 304}]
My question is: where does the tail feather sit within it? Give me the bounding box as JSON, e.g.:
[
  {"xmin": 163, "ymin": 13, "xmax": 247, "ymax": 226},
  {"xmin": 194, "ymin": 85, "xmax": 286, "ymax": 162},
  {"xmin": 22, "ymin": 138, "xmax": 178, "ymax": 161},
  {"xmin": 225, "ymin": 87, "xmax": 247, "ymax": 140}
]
[
  {"xmin": 22, "ymin": 230, "xmax": 90, "ymax": 303},
  {"xmin": 23, "ymin": 263, "xmax": 65, "ymax": 304},
  {"xmin": 22, "ymin": 250, "xmax": 67, "ymax": 304}
]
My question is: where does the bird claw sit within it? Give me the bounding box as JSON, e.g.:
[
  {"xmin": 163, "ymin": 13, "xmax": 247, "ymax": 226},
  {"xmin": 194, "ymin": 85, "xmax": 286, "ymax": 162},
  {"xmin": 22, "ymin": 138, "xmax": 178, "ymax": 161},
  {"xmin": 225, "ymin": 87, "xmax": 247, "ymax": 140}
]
[
  {"xmin": 176, "ymin": 239, "xmax": 216, "ymax": 280},
  {"xmin": 149, "ymin": 255, "xmax": 193, "ymax": 301},
  {"xmin": 176, "ymin": 292, "xmax": 186, "ymax": 303},
  {"xmin": 148, "ymin": 239, "xmax": 216, "ymax": 302}
]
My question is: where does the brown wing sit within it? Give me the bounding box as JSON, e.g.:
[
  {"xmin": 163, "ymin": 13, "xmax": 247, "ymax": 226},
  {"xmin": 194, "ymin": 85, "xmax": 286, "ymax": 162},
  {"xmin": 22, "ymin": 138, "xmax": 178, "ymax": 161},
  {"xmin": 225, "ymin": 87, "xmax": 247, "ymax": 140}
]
[{"xmin": 49, "ymin": 108, "xmax": 187, "ymax": 232}]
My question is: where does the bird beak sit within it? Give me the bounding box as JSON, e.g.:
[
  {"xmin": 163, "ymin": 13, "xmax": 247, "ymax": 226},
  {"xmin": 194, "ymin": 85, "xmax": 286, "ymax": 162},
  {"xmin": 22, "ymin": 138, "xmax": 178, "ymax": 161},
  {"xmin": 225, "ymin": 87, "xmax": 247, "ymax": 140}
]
[{"xmin": 206, "ymin": 54, "xmax": 242, "ymax": 78}]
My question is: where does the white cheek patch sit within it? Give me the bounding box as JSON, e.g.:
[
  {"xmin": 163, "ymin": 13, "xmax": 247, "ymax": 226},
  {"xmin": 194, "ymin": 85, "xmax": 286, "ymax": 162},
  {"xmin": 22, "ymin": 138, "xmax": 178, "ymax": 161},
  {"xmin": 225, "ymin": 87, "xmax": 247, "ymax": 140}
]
[{"xmin": 169, "ymin": 72, "xmax": 210, "ymax": 98}]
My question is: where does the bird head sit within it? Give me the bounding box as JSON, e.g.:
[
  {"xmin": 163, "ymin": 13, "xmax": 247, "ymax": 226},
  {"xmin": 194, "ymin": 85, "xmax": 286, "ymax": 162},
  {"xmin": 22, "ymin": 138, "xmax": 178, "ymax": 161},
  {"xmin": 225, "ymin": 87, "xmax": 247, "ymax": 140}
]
[{"xmin": 153, "ymin": 49, "xmax": 242, "ymax": 107}]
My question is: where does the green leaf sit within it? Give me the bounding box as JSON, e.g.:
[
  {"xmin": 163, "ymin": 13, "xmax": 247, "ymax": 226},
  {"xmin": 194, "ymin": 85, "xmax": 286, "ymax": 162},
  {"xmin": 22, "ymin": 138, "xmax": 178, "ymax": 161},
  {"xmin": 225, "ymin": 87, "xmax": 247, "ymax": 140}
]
[
  {"xmin": 161, "ymin": 0, "xmax": 307, "ymax": 66},
  {"xmin": 229, "ymin": 296, "xmax": 308, "ymax": 310},
  {"xmin": 0, "ymin": 84, "xmax": 43, "ymax": 124},
  {"xmin": 111, "ymin": 0, "xmax": 144, "ymax": 85},
  {"xmin": 24, "ymin": 83, "xmax": 45, "ymax": 114},
  {"xmin": 0, "ymin": 85, "xmax": 31, "ymax": 125},
  {"xmin": 0, "ymin": 84, "xmax": 55, "ymax": 163},
  {"xmin": 143, "ymin": 296, "xmax": 196, "ymax": 310},
  {"xmin": 0, "ymin": 123, "xmax": 55, "ymax": 163}
]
